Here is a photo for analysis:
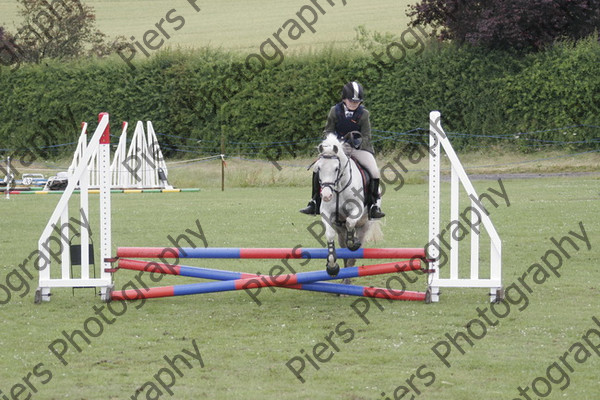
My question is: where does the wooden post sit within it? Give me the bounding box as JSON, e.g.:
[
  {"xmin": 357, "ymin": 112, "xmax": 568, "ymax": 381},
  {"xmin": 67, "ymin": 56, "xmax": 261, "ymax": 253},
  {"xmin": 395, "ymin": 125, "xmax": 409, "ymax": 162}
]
[
  {"xmin": 220, "ymin": 127, "xmax": 225, "ymax": 192},
  {"xmin": 5, "ymin": 156, "xmax": 11, "ymax": 200}
]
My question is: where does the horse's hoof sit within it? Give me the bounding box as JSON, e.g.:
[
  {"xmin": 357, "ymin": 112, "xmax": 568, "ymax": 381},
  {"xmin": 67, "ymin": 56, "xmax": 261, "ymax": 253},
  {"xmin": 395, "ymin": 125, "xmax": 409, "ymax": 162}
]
[
  {"xmin": 326, "ymin": 263, "xmax": 340, "ymax": 277},
  {"xmin": 347, "ymin": 240, "xmax": 361, "ymax": 251}
]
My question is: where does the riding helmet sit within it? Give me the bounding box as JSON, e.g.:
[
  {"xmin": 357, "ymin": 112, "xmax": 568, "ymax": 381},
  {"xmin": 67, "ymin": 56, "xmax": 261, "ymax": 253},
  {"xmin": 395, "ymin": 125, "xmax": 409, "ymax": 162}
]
[{"xmin": 342, "ymin": 81, "xmax": 364, "ymax": 102}]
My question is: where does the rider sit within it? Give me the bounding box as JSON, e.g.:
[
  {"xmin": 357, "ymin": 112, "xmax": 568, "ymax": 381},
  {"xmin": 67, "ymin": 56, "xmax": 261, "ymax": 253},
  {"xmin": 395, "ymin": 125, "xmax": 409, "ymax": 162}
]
[{"xmin": 299, "ymin": 81, "xmax": 385, "ymax": 219}]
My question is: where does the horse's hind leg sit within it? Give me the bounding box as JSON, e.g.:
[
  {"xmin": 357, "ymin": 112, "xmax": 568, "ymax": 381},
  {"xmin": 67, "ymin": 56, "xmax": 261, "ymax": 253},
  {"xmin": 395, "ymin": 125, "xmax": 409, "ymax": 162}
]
[
  {"xmin": 338, "ymin": 234, "xmax": 353, "ymax": 285},
  {"xmin": 342, "ymin": 258, "xmax": 355, "ymax": 285}
]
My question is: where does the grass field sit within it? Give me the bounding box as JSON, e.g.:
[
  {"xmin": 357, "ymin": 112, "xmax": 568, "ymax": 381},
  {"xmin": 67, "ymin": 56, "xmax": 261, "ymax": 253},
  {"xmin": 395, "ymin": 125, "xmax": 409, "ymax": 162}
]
[
  {"xmin": 14, "ymin": 147, "xmax": 600, "ymax": 190},
  {"xmin": 0, "ymin": 0, "xmax": 413, "ymax": 53},
  {"xmin": 1, "ymin": 171, "xmax": 599, "ymax": 399}
]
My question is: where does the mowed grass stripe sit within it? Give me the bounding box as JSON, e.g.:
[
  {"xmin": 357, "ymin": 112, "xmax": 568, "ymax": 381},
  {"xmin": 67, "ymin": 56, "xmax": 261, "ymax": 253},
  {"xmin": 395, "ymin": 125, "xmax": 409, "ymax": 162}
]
[{"xmin": 0, "ymin": 0, "xmax": 413, "ymax": 52}]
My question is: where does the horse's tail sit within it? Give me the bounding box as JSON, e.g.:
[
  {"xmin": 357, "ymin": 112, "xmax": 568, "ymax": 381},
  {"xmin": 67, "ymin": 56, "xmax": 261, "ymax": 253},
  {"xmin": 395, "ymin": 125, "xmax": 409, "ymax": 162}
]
[{"xmin": 362, "ymin": 219, "xmax": 384, "ymax": 243}]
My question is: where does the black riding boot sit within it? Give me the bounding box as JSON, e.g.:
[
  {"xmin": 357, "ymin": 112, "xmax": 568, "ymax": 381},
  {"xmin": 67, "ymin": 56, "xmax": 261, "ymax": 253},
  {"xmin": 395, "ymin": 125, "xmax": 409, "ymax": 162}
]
[
  {"xmin": 368, "ymin": 179, "xmax": 385, "ymax": 219},
  {"xmin": 299, "ymin": 172, "xmax": 321, "ymax": 215}
]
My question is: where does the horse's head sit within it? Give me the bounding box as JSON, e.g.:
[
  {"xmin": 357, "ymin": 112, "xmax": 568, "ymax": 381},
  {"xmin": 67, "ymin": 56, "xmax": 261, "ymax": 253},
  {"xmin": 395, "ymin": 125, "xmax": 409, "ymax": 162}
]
[{"xmin": 315, "ymin": 134, "xmax": 348, "ymax": 203}]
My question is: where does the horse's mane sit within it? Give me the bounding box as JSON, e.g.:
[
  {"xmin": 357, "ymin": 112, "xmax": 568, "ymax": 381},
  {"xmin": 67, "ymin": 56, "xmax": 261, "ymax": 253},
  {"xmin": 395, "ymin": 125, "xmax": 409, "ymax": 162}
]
[{"xmin": 319, "ymin": 134, "xmax": 345, "ymax": 156}]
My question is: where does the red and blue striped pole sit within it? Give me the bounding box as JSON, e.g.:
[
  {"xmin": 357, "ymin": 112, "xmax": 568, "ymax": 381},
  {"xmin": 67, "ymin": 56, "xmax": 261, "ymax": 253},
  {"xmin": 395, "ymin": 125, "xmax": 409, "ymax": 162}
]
[
  {"xmin": 110, "ymin": 259, "xmax": 426, "ymax": 301},
  {"xmin": 116, "ymin": 247, "xmax": 426, "ymax": 260},
  {"xmin": 114, "ymin": 258, "xmax": 426, "ymax": 301}
]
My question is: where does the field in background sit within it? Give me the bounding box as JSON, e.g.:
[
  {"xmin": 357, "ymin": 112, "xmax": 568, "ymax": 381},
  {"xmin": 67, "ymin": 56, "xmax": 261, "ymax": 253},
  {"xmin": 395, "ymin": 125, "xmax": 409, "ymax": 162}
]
[
  {"xmin": 164, "ymin": 149, "xmax": 600, "ymax": 189},
  {"xmin": 12, "ymin": 148, "xmax": 600, "ymax": 190},
  {"xmin": 0, "ymin": 0, "xmax": 413, "ymax": 52}
]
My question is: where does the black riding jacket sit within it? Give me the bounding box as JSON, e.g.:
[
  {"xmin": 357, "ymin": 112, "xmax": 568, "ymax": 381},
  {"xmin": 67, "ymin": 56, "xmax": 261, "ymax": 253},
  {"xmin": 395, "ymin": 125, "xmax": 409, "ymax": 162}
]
[{"xmin": 323, "ymin": 102, "xmax": 373, "ymax": 154}]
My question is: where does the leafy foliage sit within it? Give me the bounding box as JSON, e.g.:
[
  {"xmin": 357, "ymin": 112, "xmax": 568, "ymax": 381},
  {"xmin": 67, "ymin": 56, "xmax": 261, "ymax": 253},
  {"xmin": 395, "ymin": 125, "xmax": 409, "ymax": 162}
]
[
  {"xmin": 6, "ymin": 0, "xmax": 127, "ymax": 64},
  {"xmin": 407, "ymin": 0, "xmax": 600, "ymax": 51},
  {"xmin": 0, "ymin": 26, "xmax": 13, "ymax": 43},
  {"xmin": 0, "ymin": 39, "xmax": 598, "ymax": 159}
]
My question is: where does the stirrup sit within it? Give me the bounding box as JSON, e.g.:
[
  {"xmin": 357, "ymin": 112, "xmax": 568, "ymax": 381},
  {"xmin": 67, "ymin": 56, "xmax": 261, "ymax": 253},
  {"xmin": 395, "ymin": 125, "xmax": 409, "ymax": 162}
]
[{"xmin": 299, "ymin": 200, "xmax": 318, "ymax": 215}]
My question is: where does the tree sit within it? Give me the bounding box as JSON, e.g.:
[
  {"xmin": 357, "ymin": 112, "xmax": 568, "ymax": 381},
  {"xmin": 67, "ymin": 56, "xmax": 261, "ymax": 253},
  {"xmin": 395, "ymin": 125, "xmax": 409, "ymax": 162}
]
[
  {"xmin": 0, "ymin": 27, "xmax": 10, "ymax": 43},
  {"xmin": 407, "ymin": 0, "xmax": 600, "ymax": 51},
  {"xmin": 7, "ymin": 0, "xmax": 126, "ymax": 64},
  {"xmin": 0, "ymin": 26, "xmax": 19, "ymax": 67}
]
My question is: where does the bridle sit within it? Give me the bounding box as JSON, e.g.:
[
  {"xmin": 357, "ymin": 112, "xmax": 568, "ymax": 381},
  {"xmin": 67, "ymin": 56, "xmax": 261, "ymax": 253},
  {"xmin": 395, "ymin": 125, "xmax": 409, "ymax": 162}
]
[
  {"xmin": 317, "ymin": 153, "xmax": 354, "ymax": 225},
  {"xmin": 317, "ymin": 154, "xmax": 352, "ymax": 193}
]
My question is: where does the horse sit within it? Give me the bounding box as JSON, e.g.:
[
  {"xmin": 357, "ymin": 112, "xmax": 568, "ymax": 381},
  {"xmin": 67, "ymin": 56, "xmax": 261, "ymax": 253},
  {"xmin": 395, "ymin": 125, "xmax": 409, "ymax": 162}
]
[{"xmin": 313, "ymin": 134, "xmax": 381, "ymax": 277}]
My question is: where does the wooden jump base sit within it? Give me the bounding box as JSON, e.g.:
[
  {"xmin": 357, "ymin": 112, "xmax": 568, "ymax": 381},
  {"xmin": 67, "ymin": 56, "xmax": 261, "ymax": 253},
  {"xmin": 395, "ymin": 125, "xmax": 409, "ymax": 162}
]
[
  {"xmin": 8, "ymin": 188, "xmax": 199, "ymax": 195},
  {"xmin": 110, "ymin": 258, "xmax": 427, "ymax": 301},
  {"xmin": 0, "ymin": 187, "xmax": 43, "ymax": 192}
]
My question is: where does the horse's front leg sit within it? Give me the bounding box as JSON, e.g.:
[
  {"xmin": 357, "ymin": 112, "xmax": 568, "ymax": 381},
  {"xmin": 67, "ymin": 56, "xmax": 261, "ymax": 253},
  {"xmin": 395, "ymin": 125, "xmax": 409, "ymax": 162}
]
[
  {"xmin": 345, "ymin": 228, "xmax": 361, "ymax": 251},
  {"xmin": 322, "ymin": 214, "xmax": 340, "ymax": 277},
  {"xmin": 326, "ymin": 240, "xmax": 339, "ymax": 277},
  {"xmin": 344, "ymin": 213, "xmax": 362, "ymax": 252}
]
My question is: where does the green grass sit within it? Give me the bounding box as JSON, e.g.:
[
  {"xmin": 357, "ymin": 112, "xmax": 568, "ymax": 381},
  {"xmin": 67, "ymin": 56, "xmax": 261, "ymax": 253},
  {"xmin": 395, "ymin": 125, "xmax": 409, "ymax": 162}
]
[
  {"xmin": 0, "ymin": 0, "xmax": 413, "ymax": 53},
  {"xmin": 1, "ymin": 175, "xmax": 599, "ymax": 399},
  {"xmin": 16, "ymin": 148, "xmax": 600, "ymax": 190}
]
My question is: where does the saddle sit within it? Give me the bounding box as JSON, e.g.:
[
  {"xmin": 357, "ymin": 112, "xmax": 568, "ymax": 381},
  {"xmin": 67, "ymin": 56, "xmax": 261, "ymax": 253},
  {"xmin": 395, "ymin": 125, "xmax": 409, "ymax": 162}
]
[{"xmin": 350, "ymin": 156, "xmax": 371, "ymax": 205}]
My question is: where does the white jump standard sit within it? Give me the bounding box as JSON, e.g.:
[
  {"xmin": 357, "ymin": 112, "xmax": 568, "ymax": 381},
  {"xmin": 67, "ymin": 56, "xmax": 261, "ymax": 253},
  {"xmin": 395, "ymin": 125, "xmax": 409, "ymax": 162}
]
[
  {"xmin": 35, "ymin": 111, "xmax": 503, "ymax": 303},
  {"xmin": 68, "ymin": 118, "xmax": 171, "ymax": 190},
  {"xmin": 36, "ymin": 113, "xmax": 113, "ymax": 303},
  {"xmin": 427, "ymin": 111, "xmax": 503, "ymax": 302}
]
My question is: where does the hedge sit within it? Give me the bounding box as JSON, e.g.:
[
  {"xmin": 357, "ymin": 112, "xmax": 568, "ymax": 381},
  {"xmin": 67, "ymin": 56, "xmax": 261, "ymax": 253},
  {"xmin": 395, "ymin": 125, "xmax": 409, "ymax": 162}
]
[{"xmin": 0, "ymin": 36, "xmax": 598, "ymax": 159}]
